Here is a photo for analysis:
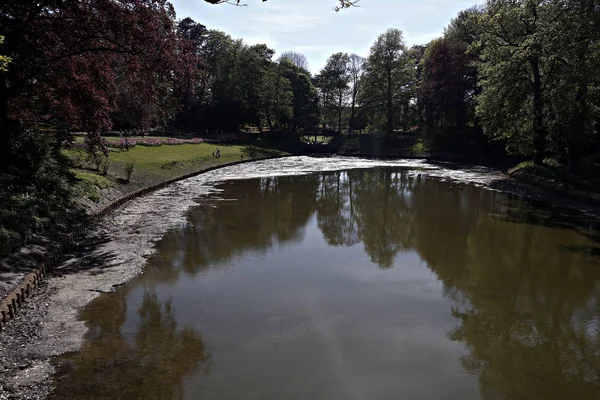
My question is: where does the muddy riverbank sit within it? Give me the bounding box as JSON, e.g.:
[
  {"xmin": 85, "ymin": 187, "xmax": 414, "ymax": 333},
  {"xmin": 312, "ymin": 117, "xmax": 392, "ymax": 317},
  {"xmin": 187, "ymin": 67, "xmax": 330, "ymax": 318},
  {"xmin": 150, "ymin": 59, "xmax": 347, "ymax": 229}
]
[{"xmin": 2, "ymin": 156, "xmax": 600, "ymax": 400}]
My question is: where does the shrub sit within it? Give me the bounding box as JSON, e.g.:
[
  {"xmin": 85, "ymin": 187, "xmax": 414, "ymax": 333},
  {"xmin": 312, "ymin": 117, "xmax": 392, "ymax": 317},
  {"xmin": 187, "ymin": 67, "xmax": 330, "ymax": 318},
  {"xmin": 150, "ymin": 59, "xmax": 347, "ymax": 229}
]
[
  {"xmin": 100, "ymin": 156, "xmax": 111, "ymax": 175},
  {"xmin": 87, "ymin": 151, "xmax": 104, "ymax": 171},
  {"xmin": 72, "ymin": 170, "xmax": 113, "ymax": 203},
  {"xmin": 0, "ymin": 126, "xmax": 75, "ymax": 257},
  {"xmin": 125, "ymin": 162, "xmax": 135, "ymax": 182},
  {"xmin": 70, "ymin": 150, "xmax": 87, "ymax": 168}
]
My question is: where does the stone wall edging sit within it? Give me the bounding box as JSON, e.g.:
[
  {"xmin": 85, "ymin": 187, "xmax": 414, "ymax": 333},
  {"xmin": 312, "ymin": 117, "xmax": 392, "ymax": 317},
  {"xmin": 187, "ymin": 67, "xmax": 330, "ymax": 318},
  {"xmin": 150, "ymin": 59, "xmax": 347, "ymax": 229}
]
[{"xmin": 0, "ymin": 155, "xmax": 288, "ymax": 332}]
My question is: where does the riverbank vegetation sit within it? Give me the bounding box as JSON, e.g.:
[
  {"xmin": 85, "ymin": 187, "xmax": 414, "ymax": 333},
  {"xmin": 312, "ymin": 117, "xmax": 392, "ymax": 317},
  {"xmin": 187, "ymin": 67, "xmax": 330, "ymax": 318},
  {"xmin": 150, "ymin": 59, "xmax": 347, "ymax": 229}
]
[{"xmin": 1, "ymin": 0, "xmax": 599, "ymax": 257}]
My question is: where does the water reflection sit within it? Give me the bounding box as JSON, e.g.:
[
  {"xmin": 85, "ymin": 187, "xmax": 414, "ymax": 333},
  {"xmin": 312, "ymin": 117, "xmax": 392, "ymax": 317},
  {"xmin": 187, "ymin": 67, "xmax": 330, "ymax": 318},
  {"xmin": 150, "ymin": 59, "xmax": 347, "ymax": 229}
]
[
  {"xmin": 51, "ymin": 286, "xmax": 211, "ymax": 399},
  {"xmin": 53, "ymin": 169, "xmax": 600, "ymax": 399}
]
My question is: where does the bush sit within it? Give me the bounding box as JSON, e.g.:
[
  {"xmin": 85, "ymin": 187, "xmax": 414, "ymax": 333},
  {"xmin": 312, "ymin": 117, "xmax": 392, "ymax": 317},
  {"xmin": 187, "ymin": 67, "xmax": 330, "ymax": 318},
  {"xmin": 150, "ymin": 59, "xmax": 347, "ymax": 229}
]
[
  {"xmin": 70, "ymin": 150, "xmax": 87, "ymax": 168},
  {"xmin": 72, "ymin": 170, "xmax": 113, "ymax": 203},
  {"xmin": 88, "ymin": 151, "xmax": 104, "ymax": 171},
  {"xmin": 124, "ymin": 162, "xmax": 135, "ymax": 182},
  {"xmin": 0, "ymin": 126, "xmax": 76, "ymax": 257},
  {"xmin": 0, "ymin": 228, "xmax": 22, "ymax": 257},
  {"xmin": 100, "ymin": 156, "xmax": 110, "ymax": 175}
]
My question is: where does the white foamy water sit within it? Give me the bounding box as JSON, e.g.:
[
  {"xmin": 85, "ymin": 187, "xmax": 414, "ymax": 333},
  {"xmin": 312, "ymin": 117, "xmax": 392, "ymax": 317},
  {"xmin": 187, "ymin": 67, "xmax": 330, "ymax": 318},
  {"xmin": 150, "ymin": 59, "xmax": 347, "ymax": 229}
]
[{"xmin": 171, "ymin": 156, "xmax": 505, "ymax": 197}]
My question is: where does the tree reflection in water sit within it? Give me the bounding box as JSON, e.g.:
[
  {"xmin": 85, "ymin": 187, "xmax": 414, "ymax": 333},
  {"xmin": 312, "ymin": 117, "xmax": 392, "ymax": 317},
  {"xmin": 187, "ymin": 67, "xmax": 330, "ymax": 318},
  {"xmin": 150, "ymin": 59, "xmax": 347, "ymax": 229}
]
[
  {"xmin": 51, "ymin": 287, "xmax": 210, "ymax": 400},
  {"xmin": 53, "ymin": 169, "xmax": 600, "ymax": 399}
]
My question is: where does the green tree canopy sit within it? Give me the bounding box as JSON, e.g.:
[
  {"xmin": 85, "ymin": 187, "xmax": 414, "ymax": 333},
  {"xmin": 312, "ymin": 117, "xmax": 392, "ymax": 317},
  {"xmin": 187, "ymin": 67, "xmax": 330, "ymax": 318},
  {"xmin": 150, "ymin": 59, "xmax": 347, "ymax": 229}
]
[{"xmin": 360, "ymin": 29, "xmax": 413, "ymax": 133}]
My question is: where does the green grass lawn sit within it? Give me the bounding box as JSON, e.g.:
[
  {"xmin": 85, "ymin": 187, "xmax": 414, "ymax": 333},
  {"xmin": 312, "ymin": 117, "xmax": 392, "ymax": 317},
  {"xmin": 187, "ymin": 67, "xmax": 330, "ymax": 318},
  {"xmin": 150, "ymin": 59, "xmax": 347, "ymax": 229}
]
[{"xmin": 66, "ymin": 143, "xmax": 286, "ymax": 203}]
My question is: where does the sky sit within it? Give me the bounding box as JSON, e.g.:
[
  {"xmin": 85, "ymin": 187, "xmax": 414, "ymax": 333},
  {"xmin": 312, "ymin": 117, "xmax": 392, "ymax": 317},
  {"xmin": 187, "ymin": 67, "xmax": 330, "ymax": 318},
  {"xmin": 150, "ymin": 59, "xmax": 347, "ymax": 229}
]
[{"xmin": 170, "ymin": 0, "xmax": 480, "ymax": 74}]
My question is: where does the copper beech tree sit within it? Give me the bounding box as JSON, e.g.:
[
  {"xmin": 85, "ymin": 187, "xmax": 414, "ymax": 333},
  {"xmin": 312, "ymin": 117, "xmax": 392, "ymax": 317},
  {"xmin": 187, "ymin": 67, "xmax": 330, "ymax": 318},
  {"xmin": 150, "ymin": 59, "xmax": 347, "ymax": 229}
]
[{"xmin": 0, "ymin": 0, "xmax": 200, "ymax": 172}]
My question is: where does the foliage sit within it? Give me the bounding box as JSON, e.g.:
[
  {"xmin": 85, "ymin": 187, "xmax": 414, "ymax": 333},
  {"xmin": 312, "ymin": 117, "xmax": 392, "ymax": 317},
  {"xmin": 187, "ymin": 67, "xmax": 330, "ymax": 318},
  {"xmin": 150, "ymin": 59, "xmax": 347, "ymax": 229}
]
[
  {"xmin": 100, "ymin": 157, "xmax": 111, "ymax": 176},
  {"xmin": 0, "ymin": 36, "xmax": 10, "ymax": 72},
  {"xmin": 348, "ymin": 54, "xmax": 365, "ymax": 133},
  {"xmin": 473, "ymin": 0, "xmax": 600, "ymax": 169},
  {"xmin": 421, "ymin": 38, "xmax": 473, "ymax": 130},
  {"xmin": 72, "ymin": 170, "xmax": 114, "ymax": 202},
  {"xmin": 360, "ymin": 29, "xmax": 413, "ymax": 133},
  {"xmin": 317, "ymin": 52, "xmax": 351, "ymax": 132},
  {"xmin": 2, "ymin": 0, "xmax": 600, "ymax": 259},
  {"xmin": 261, "ymin": 64, "xmax": 294, "ymax": 132},
  {"xmin": 279, "ymin": 51, "xmax": 310, "ymax": 72},
  {"xmin": 0, "ymin": 127, "xmax": 76, "ymax": 257},
  {"xmin": 125, "ymin": 162, "xmax": 136, "ymax": 183}
]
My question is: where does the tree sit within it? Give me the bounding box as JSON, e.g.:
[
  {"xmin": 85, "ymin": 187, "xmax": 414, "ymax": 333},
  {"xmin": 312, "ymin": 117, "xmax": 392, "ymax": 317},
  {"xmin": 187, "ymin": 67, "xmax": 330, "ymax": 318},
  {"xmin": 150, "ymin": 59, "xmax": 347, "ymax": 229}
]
[
  {"xmin": 318, "ymin": 52, "xmax": 351, "ymax": 132},
  {"xmin": 0, "ymin": 0, "xmax": 186, "ymax": 170},
  {"xmin": 234, "ymin": 43, "xmax": 276, "ymax": 129},
  {"xmin": 360, "ymin": 29, "xmax": 412, "ymax": 133},
  {"xmin": 173, "ymin": 18, "xmax": 207, "ymax": 127},
  {"xmin": 547, "ymin": 0, "xmax": 600, "ymax": 172},
  {"xmin": 348, "ymin": 54, "xmax": 365, "ymax": 133},
  {"xmin": 279, "ymin": 50, "xmax": 310, "ymax": 72},
  {"xmin": 474, "ymin": 0, "xmax": 562, "ymax": 164},
  {"xmin": 0, "ymin": 0, "xmax": 193, "ymax": 256},
  {"xmin": 421, "ymin": 38, "xmax": 471, "ymax": 131},
  {"xmin": 261, "ymin": 63, "xmax": 294, "ymax": 132}
]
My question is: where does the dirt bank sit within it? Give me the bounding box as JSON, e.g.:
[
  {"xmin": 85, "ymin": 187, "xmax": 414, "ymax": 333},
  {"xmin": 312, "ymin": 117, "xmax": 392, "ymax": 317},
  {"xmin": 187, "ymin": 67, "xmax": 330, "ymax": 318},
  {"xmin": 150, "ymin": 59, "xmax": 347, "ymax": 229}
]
[{"xmin": 2, "ymin": 156, "xmax": 600, "ymax": 400}]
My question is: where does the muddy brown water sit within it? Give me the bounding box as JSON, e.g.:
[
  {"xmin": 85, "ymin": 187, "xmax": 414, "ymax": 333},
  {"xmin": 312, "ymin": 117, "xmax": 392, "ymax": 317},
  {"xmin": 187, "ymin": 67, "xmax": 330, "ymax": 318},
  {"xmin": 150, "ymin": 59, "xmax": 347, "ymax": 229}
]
[{"xmin": 50, "ymin": 166, "xmax": 600, "ymax": 400}]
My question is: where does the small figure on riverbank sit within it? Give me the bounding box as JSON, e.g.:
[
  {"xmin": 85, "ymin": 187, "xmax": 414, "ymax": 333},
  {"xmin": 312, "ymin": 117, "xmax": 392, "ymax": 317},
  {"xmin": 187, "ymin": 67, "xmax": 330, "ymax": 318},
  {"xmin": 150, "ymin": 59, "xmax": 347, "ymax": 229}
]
[{"xmin": 216, "ymin": 148, "xmax": 221, "ymax": 159}]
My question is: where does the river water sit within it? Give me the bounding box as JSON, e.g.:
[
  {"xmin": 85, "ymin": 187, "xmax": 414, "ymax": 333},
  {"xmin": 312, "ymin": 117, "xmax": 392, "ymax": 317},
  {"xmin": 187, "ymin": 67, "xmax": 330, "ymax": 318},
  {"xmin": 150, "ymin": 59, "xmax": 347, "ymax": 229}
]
[{"xmin": 50, "ymin": 157, "xmax": 600, "ymax": 400}]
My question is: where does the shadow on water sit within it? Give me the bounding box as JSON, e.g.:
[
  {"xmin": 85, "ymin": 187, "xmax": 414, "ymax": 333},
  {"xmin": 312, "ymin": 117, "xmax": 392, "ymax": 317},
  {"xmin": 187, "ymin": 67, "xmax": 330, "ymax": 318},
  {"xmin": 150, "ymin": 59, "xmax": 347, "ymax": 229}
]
[
  {"xmin": 51, "ymin": 168, "xmax": 600, "ymax": 400},
  {"xmin": 489, "ymin": 194, "xmax": 600, "ymax": 259}
]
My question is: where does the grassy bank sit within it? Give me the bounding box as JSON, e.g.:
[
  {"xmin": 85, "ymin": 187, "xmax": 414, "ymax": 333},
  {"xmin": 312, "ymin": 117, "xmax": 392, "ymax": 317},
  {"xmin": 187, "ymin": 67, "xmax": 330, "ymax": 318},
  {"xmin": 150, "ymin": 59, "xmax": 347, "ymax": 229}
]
[
  {"xmin": 68, "ymin": 143, "xmax": 287, "ymax": 206},
  {"xmin": 508, "ymin": 160, "xmax": 600, "ymax": 194}
]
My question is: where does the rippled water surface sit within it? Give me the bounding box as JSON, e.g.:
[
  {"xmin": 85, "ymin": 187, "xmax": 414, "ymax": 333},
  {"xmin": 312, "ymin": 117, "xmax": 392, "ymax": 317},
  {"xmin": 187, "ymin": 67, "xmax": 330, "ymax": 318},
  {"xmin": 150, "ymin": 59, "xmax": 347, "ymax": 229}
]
[{"xmin": 51, "ymin": 158, "xmax": 600, "ymax": 400}]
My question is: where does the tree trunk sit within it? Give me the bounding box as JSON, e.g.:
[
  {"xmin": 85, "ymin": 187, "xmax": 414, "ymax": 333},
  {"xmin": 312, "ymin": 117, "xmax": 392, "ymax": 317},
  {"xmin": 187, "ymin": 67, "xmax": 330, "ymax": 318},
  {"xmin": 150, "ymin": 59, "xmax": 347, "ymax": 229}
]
[
  {"xmin": 568, "ymin": 83, "xmax": 588, "ymax": 175},
  {"xmin": 338, "ymin": 91, "xmax": 343, "ymax": 134},
  {"xmin": 349, "ymin": 94, "xmax": 356, "ymax": 135},
  {"xmin": 386, "ymin": 69, "xmax": 393, "ymax": 134},
  {"xmin": 531, "ymin": 58, "xmax": 546, "ymax": 165},
  {"xmin": 266, "ymin": 113, "xmax": 273, "ymax": 132}
]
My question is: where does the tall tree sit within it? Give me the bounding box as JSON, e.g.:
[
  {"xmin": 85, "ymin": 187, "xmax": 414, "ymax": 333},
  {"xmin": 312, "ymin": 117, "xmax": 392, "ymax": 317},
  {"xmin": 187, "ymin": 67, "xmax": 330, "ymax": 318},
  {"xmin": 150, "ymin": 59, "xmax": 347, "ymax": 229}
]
[
  {"xmin": 0, "ymin": 0, "xmax": 185, "ymax": 170},
  {"xmin": 360, "ymin": 29, "xmax": 412, "ymax": 133},
  {"xmin": 550, "ymin": 0, "xmax": 600, "ymax": 172},
  {"xmin": 279, "ymin": 50, "xmax": 310, "ymax": 72},
  {"xmin": 474, "ymin": 0, "xmax": 562, "ymax": 164},
  {"xmin": 261, "ymin": 63, "xmax": 294, "ymax": 132},
  {"xmin": 421, "ymin": 37, "xmax": 472, "ymax": 131},
  {"xmin": 348, "ymin": 54, "xmax": 365, "ymax": 133},
  {"xmin": 0, "ymin": 0, "xmax": 191, "ymax": 256},
  {"xmin": 318, "ymin": 52, "xmax": 351, "ymax": 132}
]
